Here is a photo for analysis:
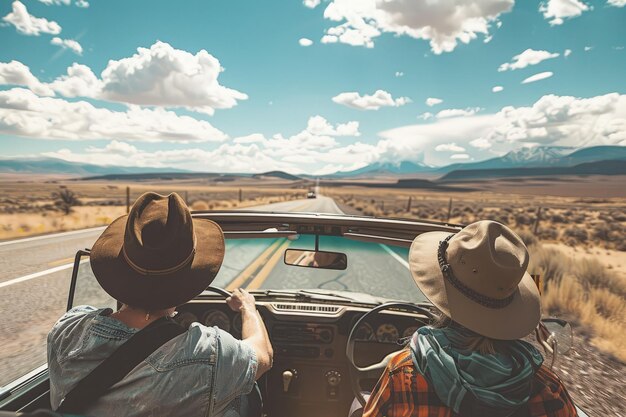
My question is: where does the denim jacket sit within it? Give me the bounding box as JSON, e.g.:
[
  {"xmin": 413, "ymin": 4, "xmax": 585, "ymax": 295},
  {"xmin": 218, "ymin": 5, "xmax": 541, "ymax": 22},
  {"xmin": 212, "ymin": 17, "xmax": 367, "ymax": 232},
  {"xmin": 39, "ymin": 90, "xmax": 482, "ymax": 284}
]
[{"xmin": 47, "ymin": 306, "xmax": 258, "ymax": 417}]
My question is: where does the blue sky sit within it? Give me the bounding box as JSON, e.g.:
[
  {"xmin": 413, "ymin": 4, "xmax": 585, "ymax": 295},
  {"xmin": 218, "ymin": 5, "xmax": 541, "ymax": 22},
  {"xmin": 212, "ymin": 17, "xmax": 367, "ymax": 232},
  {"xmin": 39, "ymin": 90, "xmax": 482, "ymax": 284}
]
[{"xmin": 0, "ymin": 0, "xmax": 625, "ymax": 174}]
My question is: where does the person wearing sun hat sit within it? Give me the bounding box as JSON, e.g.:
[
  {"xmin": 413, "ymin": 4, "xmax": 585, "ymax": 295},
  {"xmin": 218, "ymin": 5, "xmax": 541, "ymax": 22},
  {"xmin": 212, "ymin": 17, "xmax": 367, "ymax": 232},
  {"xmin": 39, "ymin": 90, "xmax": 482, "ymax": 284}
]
[
  {"xmin": 363, "ymin": 220, "xmax": 577, "ymax": 417},
  {"xmin": 47, "ymin": 192, "xmax": 273, "ymax": 417}
]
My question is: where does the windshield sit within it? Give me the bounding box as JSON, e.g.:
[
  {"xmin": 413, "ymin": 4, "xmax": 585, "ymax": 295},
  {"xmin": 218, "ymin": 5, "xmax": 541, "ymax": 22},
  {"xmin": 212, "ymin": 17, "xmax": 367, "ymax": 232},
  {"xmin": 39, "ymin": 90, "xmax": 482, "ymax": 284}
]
[{"xmin": 69, "ymin": 235, "xmax": 425, "ymax": 308}]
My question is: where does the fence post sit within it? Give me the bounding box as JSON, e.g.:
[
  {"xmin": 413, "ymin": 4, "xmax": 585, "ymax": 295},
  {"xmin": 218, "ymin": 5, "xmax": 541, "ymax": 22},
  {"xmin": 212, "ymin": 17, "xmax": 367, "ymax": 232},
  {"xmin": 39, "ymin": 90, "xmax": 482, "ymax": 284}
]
[
  {"xmin": 381, "ymin": 201, "xmax": 385, "ymax": 211},
  {"xmin": 446, "ymin": 198, "xmax": 453, "ymax": 222},
  {"xmin": 184, "ymin": 191, "xmax": 189, "ymax": 205},
  {"xmin": 239, "ymin": 188, "xmax": 243, "ymax": 203},
  {"xmin": 126, "ymin": 186, "xmax": 130, "ymax": 214},
  {"xmin": 533, "ymin": 206, "xmax": 542, "ymax": 234},
  {"xmin": 407, "ymin": 196, "xmax": 412, "ymax": 212}
]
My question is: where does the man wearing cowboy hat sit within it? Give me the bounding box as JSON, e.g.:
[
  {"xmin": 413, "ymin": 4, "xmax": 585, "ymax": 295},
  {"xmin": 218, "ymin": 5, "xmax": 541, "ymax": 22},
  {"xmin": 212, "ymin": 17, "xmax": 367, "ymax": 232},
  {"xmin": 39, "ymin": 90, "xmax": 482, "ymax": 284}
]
[
  {"xmin": 363, "ymin": 221, "xmax": 577, "ymax": 417},
  {"xmin": 47, "ymin": 192, "xmax": 273, "ymax": 416}
]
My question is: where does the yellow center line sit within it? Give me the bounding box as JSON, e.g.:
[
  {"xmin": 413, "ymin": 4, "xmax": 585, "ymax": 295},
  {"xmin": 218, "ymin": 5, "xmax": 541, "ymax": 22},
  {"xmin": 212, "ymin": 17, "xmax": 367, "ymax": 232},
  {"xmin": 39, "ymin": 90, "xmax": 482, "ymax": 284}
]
[
  {"xmin": 225, "ymin": 240, "xmax": 283, "ymax": 291},
  {"xmin": 48, "ymin": 256, "xmax": 77, "ymax": 267},
  {"xmin": 246, "ymin": 240, "xmax": 291, "ymax": 290}
]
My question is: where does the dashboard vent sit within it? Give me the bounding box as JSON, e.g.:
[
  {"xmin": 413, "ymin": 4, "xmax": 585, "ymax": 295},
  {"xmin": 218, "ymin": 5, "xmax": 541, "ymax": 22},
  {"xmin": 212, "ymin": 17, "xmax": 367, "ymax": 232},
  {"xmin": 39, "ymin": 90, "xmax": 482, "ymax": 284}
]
[{"xmin": 272, "ymin": 303, "xmax": 342, "ymax": 315}]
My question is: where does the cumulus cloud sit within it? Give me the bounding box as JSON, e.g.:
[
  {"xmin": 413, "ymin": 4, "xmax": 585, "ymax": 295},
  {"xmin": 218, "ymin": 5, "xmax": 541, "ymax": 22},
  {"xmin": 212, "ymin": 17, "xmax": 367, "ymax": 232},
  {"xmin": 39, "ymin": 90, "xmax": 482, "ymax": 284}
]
[
  {"xmin": 498, "ymin": 49, "xmax": 559, "ymax": 71},
  {"xmin": 2, "ymin": 1, "xmax": 62, "ymax": 36},
  {"xmin": 450, "ymin": 153, "xmax": 470, "ymax": 159},
  {"xmin": 0, "ymin": 88, "xmax": 227, "ymax": 142},
  {"xmin": 332, "ymin": 90, "xmax": 410, "ymax": 110},
  {"xmin": 376, "ymin": 92, "xmax": 626, "ymax": 166},
  {"xmin": 303, "ymin": 0, "xmax": 321, "ymax": 8},
  {"xmin": 95, "ymin": 42, "xmax": 247, "ymax": 115},
  {"xmin": 426, "ymin": 97, "xmax": 443, "ymax": 107},
  {"xmin": 318, "ymin": 0, "xmax": 514, "ymax": 54},
  {"xmin": 37, "ymin": 0, "xmax": 89, "ymax": 6},
  {"xmin": 51, "ymin": 37, "xmax": 83, "ymax": 55},
  {"xmin": 299, "ymin": 38, "xmax": 313, "ymax": 46},
  {"xmin": 395, "ymin": 71, "xmax": 404, "ymax": 77},
  {"xmin": 5, "ymin": 42, "xmax": 248, "ymax": 115},
  {"xmin": 608, "ymin": 0, "xmax": 626, "ymax": 6},
  {"xmin": 436, "ymin": 107, "xmax": 481, "ymax": 118},
  {"xmin": 564, "ymin": 49, "xmax": 572, "ymax": 57},
  {"xmin": 539, "ymin": 0, "xmax": 590, "ymax": 25},
  {"xmin": 305, "ymin": 115, "xmax": 360, "ymax": 136},
  {"xmin": 492, "ymin": 86, "xmax": 504, "ymax": 93},
  {"xmin": 435, "ymin": 143, "xmax": 466, "ymax": 152},
  {"xmin": 0, "ymin": 61, "xmax": 54, "ymax": 96},
  {"xmin": 521, "ymin": 71, "xmax": 554, "ymax": 84}
]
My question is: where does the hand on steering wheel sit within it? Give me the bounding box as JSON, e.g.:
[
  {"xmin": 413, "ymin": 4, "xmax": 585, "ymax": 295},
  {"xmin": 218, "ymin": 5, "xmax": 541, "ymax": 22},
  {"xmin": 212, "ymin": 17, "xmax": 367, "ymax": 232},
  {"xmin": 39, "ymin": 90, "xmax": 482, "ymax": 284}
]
[{"xmin": 346, "ymin": 302, "xmax": 434, "ymax": 407}]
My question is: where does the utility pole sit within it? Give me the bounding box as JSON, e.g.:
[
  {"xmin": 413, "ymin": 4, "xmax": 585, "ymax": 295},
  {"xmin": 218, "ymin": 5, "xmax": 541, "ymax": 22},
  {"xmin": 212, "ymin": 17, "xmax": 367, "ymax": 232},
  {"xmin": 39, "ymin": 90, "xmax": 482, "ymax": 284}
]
[
  {"xmin": 407, "ymin": 196, "xmax": 412, "ymax": 212},
  {"xmin": 446, "ymin": 198, "xmax": 453, "ymax": 222},
  {"xmin": 533, "ymin": 206, "xmax": 542, "ymax": 234},
  {"xmin": 126, "ymin": 186, "xmax": 130, "ymax": 214}
]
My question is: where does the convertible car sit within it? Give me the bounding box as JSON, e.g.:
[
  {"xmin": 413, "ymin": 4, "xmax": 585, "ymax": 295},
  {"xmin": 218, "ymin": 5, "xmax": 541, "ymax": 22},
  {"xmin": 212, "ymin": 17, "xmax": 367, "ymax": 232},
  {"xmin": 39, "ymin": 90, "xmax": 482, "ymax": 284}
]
[{"xmin": 0, "ymin": 211, "xmax": 585, "ymax": 417}]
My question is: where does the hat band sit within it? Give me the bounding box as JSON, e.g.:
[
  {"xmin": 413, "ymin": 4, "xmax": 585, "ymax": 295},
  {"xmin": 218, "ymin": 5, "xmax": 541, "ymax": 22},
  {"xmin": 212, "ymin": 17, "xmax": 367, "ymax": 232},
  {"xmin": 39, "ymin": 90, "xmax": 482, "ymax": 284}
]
[
  {"xmin": 122, "ymin": 237, "xmax": 197, "ymax": 276},
  {"xmin": 438, "ymin": 235, "xmax": 514, "ymax": 309}
]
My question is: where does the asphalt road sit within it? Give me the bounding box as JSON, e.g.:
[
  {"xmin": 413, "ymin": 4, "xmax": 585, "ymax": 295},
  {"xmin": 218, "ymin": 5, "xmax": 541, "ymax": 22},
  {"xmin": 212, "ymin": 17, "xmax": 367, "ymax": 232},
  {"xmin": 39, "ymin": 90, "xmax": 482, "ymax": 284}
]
[{"xmin": 0, "ymin": 195, "xmax": 422, "ymax": 388}]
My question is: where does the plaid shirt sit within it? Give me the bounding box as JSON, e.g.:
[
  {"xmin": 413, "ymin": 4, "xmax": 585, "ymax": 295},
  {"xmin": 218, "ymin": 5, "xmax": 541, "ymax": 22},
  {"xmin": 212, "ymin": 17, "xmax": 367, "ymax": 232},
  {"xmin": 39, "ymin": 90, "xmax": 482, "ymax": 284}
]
[{"xmin": 363, "ymin": 349, "xmax": 577, "ymax": 417}]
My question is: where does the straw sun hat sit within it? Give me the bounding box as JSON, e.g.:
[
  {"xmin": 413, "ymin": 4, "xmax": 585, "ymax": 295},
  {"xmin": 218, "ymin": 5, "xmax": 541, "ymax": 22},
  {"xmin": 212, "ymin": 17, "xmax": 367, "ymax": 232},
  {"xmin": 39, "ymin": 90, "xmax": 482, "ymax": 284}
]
[
  {"xmin": 409, "ymin": 220, "xmax": 541, "ymax": 340},
  {"xmin": 90, "ymin": 192, "xmax": 225, "ymax": 310}
]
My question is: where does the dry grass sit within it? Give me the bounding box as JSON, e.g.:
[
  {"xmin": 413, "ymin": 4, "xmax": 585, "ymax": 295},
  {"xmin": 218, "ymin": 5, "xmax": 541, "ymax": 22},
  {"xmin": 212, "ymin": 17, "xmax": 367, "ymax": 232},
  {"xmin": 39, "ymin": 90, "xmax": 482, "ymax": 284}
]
[
  {"xmin": 528, "ymin": 243, "xmax": 626, "ymax": 362},
  {"xmin": 0, "ymin": 180, "xmax": 305, "ymax": 240}
]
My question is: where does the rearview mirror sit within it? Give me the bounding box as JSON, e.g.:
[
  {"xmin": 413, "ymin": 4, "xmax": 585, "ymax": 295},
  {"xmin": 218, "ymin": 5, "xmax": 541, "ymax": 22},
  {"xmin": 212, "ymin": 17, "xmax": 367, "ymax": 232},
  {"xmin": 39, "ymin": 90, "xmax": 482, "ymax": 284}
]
[
  {"xmin": 284, "ymin": 249, "xmax": 347, "ymax": 270},
  {"xmin": 540, "ymin": 318, "xmax": 573, "ymax": 355}
]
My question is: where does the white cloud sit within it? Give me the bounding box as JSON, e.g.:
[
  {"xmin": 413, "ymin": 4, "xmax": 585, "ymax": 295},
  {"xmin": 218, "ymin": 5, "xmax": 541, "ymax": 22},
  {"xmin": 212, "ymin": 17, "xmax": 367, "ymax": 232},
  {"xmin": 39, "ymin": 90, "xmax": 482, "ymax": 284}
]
[
  {"xmin": 564, "ymin": 49, "xmax": 572, "ymax": 57},
  {"xmin": 332, "ymin": 90, "xmax": 410, "ymax": 110},
  {"xmin": 305, "ymin": 115, "xmax": 360, "ymax": 136},
  {"xmin": 0, "ymin": 88, "xmax": 227, "ymax": 142},
  {"xmin": 435, "ymin": 143, "xmax": 466, "ymax": 152},
  {"xmin": 0, "ymin": 61, "xmax": 54, "ymax": 96},
  {"xmin": 498, "ymin": 49, "xmax": 559, "ymax": 71},
  {"xmin": 95, "ymin": 42, "xmax": 247, "ymax": 115},
  {"xmin": 436, "ymin": 107, "xmax": 481, "ymax": 118},
  {"xmin": 608, "ymin": 0, "xmax": 626, "ymax": 6},
  {"xmin": 51, "ymin": 37, "xmax": 83, "ymax": 55},
  {"xmin": 539, "ymin": 0, "xmax": 590, "ymax": 25},
  {"xmin": 395, "ymin": 71, "xmax": 404, "ymax": 77},
  {"xmin": 521, "ymin": 71, "xmax": 554, "ymax": 84},
  {"xmin": 299, "ymin": 38, "xmax": 313, "ymax": 46},
  {"xmin": 319, "ymin": 0, "xmax": 514, "ymax": 54},
  {"xmin": 23, "ymin": 42, "xmax": 247, "ymax": 115},
  {"xmin": 450, "ymin": 153, "xmax": 470, "ymax": 159},
  {"xmin": 377, "ymin": 92, "xmax": 626, "ymax": 166},
  {"xmin": 418, "ymin": 112, "xmax": 434, "ymax": 120},
  {"xmin": 426, "ymin": 97, "xmax": 443, "ymax": 107},
  {"xmin": 584, "ymin": 46, "xmax": 593, "ymax": 51},
  {"xmin": 492, "ymin": 86, "xmax": 504, "ymax": 93},
  {"xmin": 48, "ymin": 63, "xmax": 101, "ymax": 97},
  {"xmin": 37, "ymin": 0, "xmax": 89, "ymax": 6},
  {"xmin": 75, "ymin": 0, "xmax": 89, "ymax": 7},
  {"xmin": 303, "ymin": 0, "xmax": 321, "ymax": 8},
  {"xmin": 2, "ymin": 1, "xmax": 62, "ymax": 36},
  {"xmin": 470, "ymin": 138, "xmax": 492, "ymax": 149}
]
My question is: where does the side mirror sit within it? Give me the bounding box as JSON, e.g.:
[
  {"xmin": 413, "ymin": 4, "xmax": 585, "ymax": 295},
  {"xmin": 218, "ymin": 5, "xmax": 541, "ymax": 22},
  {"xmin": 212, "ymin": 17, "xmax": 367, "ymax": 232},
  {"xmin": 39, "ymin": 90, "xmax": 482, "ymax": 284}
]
[
  {"xmin": 539, "ymin": 318, "xmax": 573, "ymax": 355},
  {"xmin": 284, "ymin": 249, "xmax": 347, "ymax": 270}
]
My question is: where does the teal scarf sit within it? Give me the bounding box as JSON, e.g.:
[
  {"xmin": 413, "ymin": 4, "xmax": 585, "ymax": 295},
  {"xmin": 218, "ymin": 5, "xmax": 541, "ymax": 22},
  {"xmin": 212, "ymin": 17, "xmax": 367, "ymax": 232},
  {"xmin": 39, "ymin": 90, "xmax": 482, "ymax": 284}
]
[{"xmin": 409, "ymin": 326, "xmax": 543, "ymax": 416}]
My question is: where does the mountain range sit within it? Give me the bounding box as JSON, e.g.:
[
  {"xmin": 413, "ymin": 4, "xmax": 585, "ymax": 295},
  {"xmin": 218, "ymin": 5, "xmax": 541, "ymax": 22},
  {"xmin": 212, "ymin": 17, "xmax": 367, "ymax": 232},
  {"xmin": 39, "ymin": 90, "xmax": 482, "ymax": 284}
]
[{"xmin": 2, "ymin": 145, "xmax": 626, "ymax": 179}]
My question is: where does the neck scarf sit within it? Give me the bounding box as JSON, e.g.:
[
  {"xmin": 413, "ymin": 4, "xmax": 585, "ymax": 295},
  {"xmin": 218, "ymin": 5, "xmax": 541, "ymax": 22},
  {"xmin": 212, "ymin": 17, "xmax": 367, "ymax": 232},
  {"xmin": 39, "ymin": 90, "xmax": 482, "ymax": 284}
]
[{"xmin": 410, "ymin": 326, "xmax": 543, "ymax": 416}]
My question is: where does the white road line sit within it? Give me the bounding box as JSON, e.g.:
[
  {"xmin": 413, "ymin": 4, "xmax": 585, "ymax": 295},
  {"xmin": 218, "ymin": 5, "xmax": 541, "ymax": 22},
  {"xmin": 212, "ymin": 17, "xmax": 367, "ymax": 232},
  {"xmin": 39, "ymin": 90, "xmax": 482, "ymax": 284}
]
[
  {"xmin": 380, "ymin": 244, "xmax": 410, "ymax": 270},
  {"xmin": 0, "ymin": 226, "xmax": 106, "ymax": 247},
  {"xmin": 0, "ymin": 259, "xmax": 89, "ymax": 289}
]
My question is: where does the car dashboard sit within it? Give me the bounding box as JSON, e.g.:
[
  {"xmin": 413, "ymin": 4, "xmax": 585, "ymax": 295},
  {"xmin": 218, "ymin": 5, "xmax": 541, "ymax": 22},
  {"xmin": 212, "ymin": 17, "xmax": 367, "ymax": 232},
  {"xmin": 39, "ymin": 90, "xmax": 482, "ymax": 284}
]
[{"xmin": 174, "ymin": 298, "xmax": 430, "ymax": 417}]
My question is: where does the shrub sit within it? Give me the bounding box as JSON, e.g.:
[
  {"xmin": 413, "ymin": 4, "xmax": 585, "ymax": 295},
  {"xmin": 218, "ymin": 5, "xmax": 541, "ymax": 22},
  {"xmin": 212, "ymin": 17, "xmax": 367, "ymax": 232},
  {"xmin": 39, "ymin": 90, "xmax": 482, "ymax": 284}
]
[
  {"xmin": 591, "ymin": 222, "xmax": 612, "ymax": 242},
  {"xmin": 52, "ymin": 188, "xmax": 81, "ymax": 215},
  {"xmin": 537, "ymin": 227, "xmax": 558, "ymax": 240},
  {"xmin": 563, "ymin": 227, "xmax": 588, "ymax": 243},
  {"xmin": 551, "ymin": 213, "xmax": 565, "ymax": 223},
  {"xmin": 515, "ymin": 213, "xmax": 532, "ymax": 225},
  {"xmin": 573, "ymin": 258, "xmax": 626, "ymax": 298},
  {"xmin": 610, "ymin": 210, "xmax": 626, "ymax": 222},
  {"xmin": 517, "ymin": 230, "xmax": 538, "ymax": 247},
  {"xmin": 527, "ymin": 245, "xmax": 569, "ymax": 285}
]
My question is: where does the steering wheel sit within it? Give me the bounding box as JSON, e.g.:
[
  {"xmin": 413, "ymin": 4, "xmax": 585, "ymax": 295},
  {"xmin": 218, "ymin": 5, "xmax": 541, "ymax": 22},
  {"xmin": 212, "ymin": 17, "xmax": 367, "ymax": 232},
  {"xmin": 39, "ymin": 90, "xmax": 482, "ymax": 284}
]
[
  {"xmin": 204, "ymin": 286, "xmax": 231, "ymax": 298},
  {"xmin": 346, "ymin": 302, "xmax": 435, "ymax": 407}
]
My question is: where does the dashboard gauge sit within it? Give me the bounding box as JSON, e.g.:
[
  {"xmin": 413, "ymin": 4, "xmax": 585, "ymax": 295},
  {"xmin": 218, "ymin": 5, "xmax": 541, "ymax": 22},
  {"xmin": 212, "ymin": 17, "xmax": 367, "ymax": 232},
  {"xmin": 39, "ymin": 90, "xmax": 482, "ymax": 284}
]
[
  {"xmin": 403, "ymin": 326, "xmax": 419, "ymax": 338},
  {"xmin": 376, "ymin": 324, "xmax": 400, "ymax": 343},
  {"xmin": 232, "ymin": 314, "xmax": 242, "ymax": 334},
  {"xmin": 354, "ymin": 322, "xmax": 375, "ymax": 342},
  {"xmin": 176, "ymin": 311, "xmax": 198, "ymax": 329},
  {"xmin": 203, "ymin": 310, "xmax": 231, "ymax": 332}
]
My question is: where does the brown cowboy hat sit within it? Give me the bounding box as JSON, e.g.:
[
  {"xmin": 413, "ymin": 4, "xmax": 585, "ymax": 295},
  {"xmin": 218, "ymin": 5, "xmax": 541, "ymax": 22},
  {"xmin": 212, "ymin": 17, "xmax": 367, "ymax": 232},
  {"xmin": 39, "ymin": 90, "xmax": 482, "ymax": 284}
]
[
  {"xmin": 409, "ymin": 220, "xmax": 541, "ymax": 340},
  {"xmin": 90, "ymin": 192, "xmax": 225, "ymax": 310}
]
